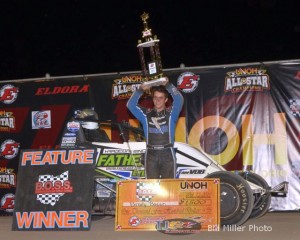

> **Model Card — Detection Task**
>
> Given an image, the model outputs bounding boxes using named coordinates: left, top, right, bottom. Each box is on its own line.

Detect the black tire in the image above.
left=206, top=171, right=253, bottom=226
left=238, top=172, right=271, bottom=219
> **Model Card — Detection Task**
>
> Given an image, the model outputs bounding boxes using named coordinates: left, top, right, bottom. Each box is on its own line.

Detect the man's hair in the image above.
left=150, top=85, right=169, bottom=98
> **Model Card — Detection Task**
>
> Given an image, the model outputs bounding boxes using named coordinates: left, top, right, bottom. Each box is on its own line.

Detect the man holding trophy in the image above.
left=127, top=13, right=184, bottom=179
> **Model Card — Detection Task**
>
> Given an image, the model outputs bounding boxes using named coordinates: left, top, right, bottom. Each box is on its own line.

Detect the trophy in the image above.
left=137, top=12, right=168, bottom=87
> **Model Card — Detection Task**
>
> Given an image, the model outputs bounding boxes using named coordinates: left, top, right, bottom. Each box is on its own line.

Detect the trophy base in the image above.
left=143, top=77, right=168, bottom=87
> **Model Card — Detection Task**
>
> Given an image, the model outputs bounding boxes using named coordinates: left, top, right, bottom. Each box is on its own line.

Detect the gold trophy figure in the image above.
left=137, top=12, right=168, bottom=87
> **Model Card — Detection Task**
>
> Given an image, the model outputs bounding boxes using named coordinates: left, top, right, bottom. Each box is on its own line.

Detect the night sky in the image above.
left=0, top=0, right=299, bottom=80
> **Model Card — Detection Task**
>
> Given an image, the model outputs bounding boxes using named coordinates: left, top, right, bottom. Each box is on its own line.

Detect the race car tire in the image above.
left=206, top=171, right=253, bottom=226
left=238, top=172, right=271, bottom=219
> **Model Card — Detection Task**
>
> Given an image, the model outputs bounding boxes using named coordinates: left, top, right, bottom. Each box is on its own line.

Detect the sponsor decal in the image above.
left=64, top=132, right=76, bottom=137
left=111, top=75, right=144, bottom=99
left=0, top=111, right=16, bottom=132
left=224, top=68, right=270, bottom=93
left=35, top=84, right=89, bottom=95
left=177, top=72, right=200, bottom=93
left=0, top=84, right=19, bottom=104
left=96, top=149, right=145, bottom=178
left=1, top=193, right=15, bottom=213
left=289, top=99, right=300, bottom=117
left=35, top=171, right=73, bottom=206
left=67, top=121, right=80, bottom=132
left=32, top=110, right=51, bottom=129
left=0, top=168, right=16, bottom=188
left=176, top=168, right=205, bottom=178
left=0, top=139, right=20, bottom=160
left=148, top=62, right=157, bottom=75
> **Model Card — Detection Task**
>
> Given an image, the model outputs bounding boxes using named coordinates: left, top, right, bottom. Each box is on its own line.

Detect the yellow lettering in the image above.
left=242, top=113, right=287, bottom=165
left=188, top=116, right=240, bottom=165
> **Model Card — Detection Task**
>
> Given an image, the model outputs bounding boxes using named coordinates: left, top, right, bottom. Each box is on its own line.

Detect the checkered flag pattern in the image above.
left=289, top=99, right=300, bottom=117
left=36, top=171, right=69, bottom=206
left=136, top=182, right=159, bottom=202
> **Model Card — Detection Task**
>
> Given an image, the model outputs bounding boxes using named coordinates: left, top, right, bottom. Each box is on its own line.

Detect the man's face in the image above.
left=153, top=91, right=168, bottom=112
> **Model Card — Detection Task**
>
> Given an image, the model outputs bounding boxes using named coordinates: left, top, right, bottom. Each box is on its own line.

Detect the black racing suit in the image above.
left=127, top=83, right=183, bottom=179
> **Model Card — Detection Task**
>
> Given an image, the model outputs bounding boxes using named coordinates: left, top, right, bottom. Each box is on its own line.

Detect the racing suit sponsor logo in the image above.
left=224, top=68, right=270, bottom=93
left=177, top=72, right=199, bottom=93
left=0, top=111, right=16, bottom=132
left=32, top=110, right=51, bottom=129
left=0, top=84, right=19, bottom=104
left=0, top=139, right=20, bottom=160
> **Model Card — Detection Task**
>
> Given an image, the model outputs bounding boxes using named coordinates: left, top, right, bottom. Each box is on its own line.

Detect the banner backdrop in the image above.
left=1, top=60, right=300, bottom=214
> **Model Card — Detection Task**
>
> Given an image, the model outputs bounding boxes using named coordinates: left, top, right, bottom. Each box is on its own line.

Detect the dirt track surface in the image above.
left=1, top=211, right=299, bottom=240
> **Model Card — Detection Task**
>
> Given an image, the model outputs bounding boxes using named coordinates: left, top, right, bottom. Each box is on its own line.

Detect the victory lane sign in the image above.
left=12, top=148, right=96, bottom=231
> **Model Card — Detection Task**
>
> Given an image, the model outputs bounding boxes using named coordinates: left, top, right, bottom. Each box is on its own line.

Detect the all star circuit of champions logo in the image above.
left=224, top=68, right=270, bottom=93
left=0, top=111, right=16, bottom=132
left=111, top=75, right=145, bottom=100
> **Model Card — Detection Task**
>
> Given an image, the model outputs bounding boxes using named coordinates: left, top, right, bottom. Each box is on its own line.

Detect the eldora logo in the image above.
left=35, top=84, right=89, bottom=95
left=0, top=139, right=20, bottom=160
left=177, top=72, right=199, bottom=93
left=1, top=193, right=15, bottom=213
left=0, top=84, right=19, bottom=104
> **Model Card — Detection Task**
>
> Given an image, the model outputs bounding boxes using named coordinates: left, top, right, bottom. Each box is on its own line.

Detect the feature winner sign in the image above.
left=12, top=149, right=96, bottom=231
left=115, top=179, right=220, bottom=233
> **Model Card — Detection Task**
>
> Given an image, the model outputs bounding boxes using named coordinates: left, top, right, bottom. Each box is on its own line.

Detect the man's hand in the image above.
left=162, top=77, right=169, bottom=86
left=140, top=82, right=151, bottom=91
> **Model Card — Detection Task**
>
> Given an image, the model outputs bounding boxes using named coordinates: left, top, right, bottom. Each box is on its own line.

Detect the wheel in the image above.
left=239, top=172, right=271, bottom=219
left=206, top=171, right=253, bottom=226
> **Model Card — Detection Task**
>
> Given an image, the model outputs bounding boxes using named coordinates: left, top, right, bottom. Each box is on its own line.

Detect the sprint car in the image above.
left=60, top=109, right=288, bottom=226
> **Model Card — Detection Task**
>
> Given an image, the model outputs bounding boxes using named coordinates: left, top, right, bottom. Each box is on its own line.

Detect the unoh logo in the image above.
left=0, top=84, right=19, bottom=104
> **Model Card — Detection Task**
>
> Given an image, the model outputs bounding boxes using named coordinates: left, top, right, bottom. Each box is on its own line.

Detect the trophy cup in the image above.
left=137, top=12, right=168, bottom=87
